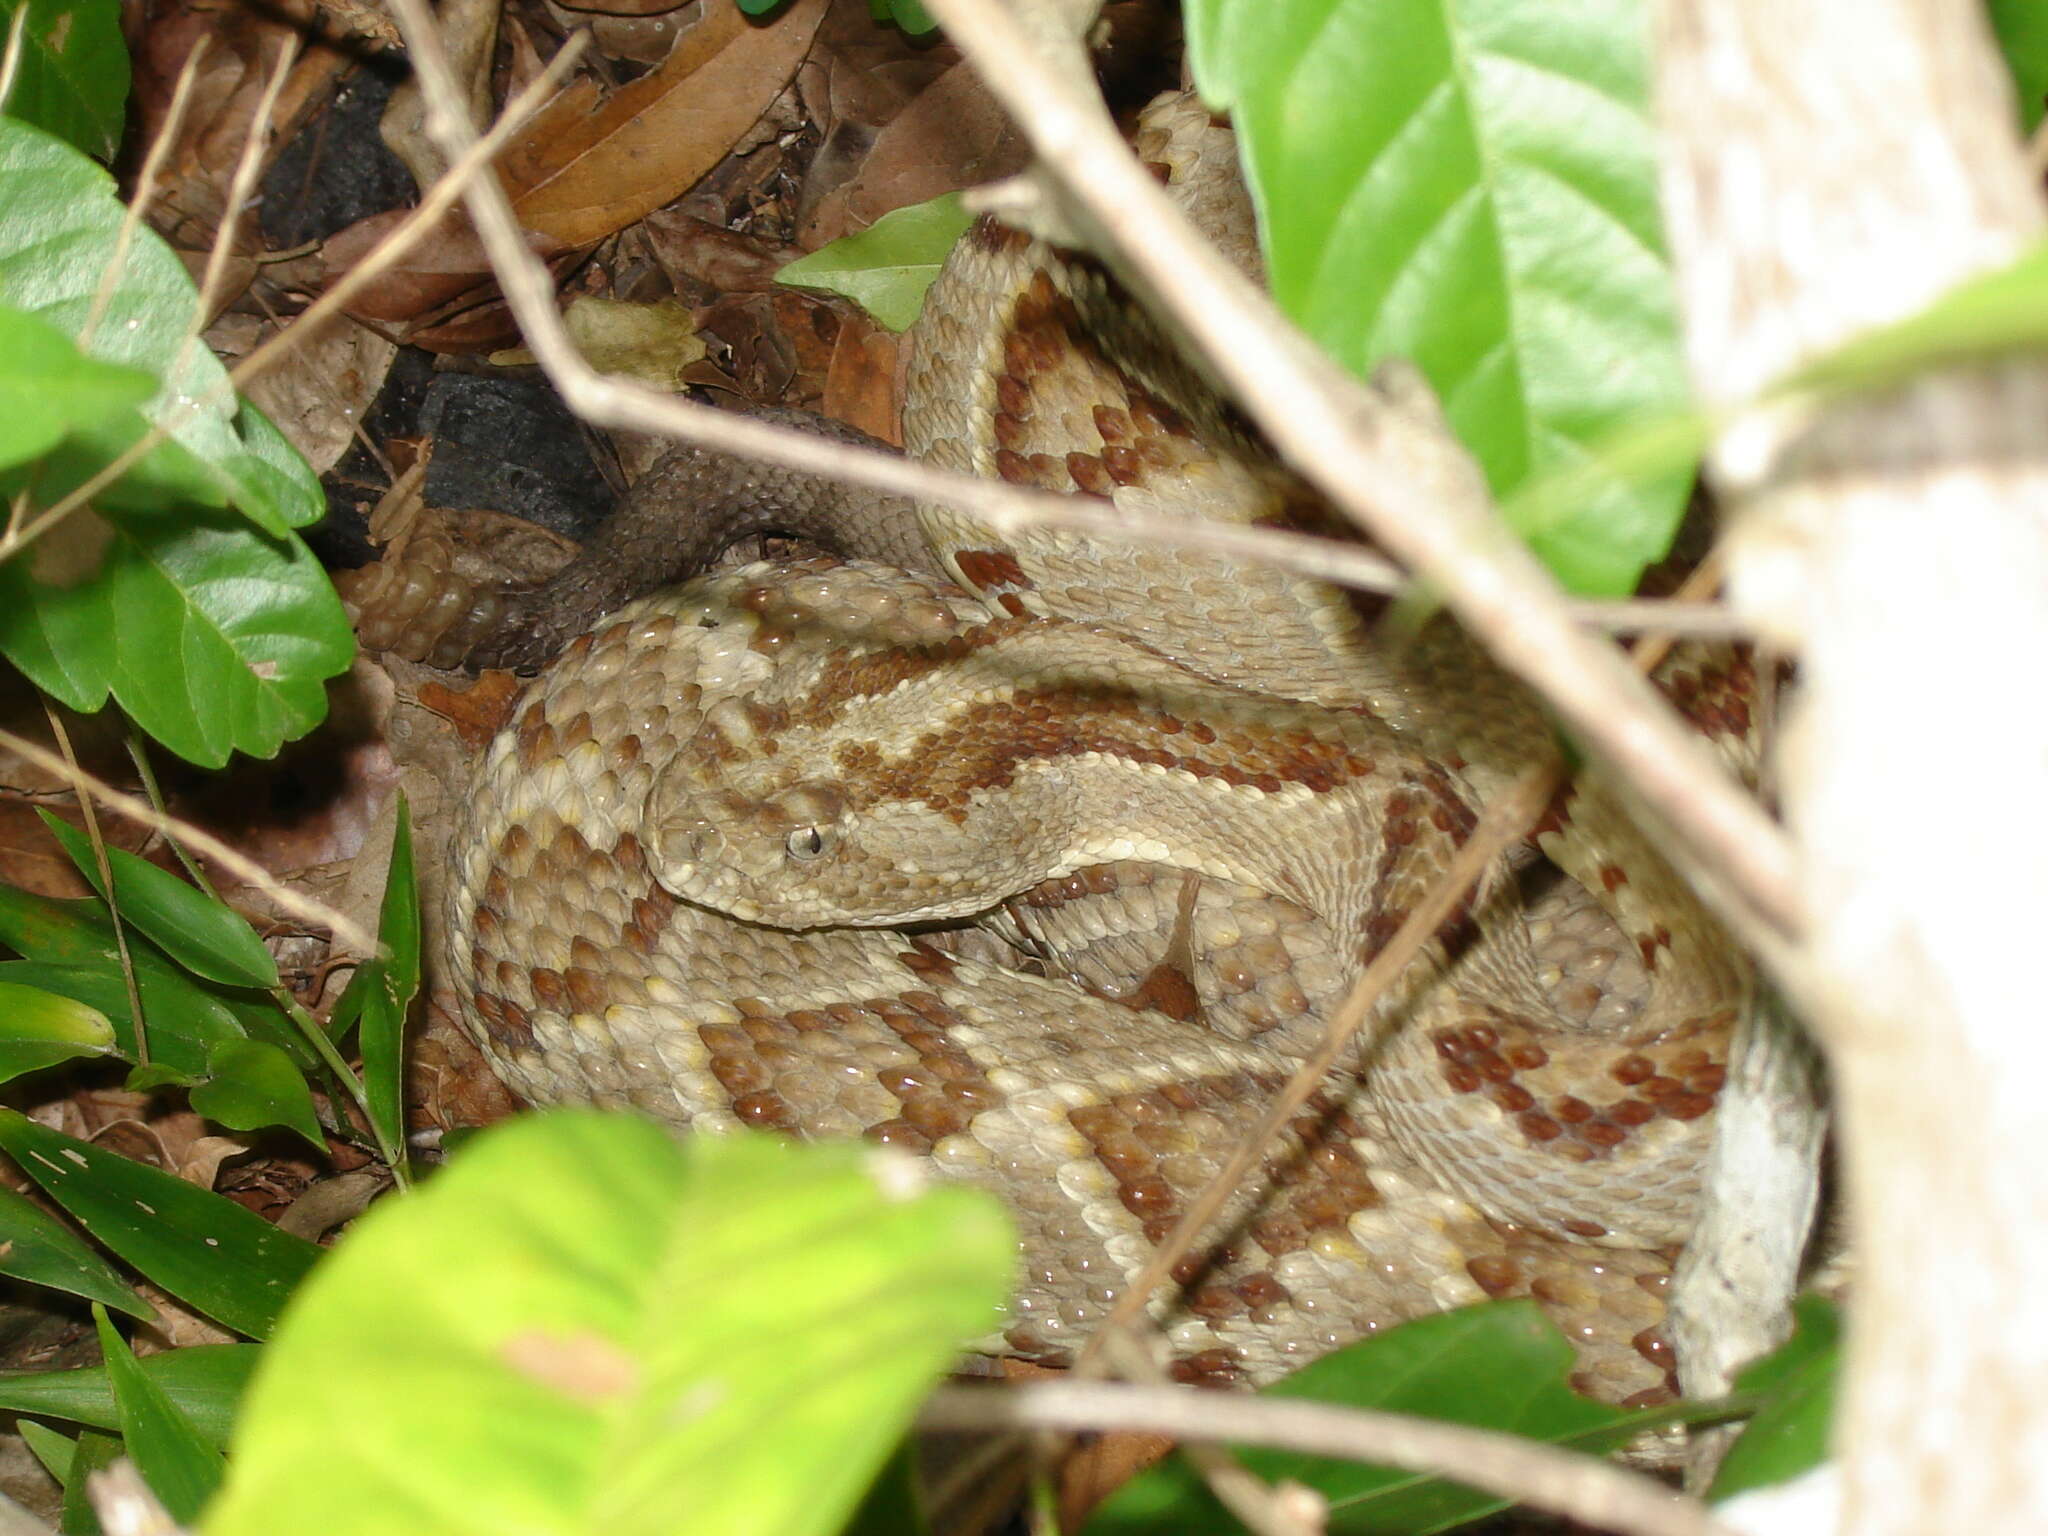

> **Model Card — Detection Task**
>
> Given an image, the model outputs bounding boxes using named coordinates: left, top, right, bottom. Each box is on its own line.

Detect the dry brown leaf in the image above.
left=502, top=0, right=830, bottom=250
left=641, top=207, right=787, bottom=294
left=820, top=310, right=901, bottom=444
left=212, top=312, right=396, bottom=476
left=418, top=671, right=525, bottom=752
left=798, top=58, right=1025, bottom=248
left=131, top=0, right=347, bottom=250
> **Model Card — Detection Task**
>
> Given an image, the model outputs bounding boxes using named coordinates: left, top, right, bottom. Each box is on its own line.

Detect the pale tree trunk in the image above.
left=1654, top=3, right=2048, bottom=1531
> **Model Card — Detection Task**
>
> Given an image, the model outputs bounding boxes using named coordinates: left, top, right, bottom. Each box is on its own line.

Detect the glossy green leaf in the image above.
left=56, top=1426, right=118, bottom=1536
left=1184, top=0, right=1690, bottom=594
left=0, top=0, right=130, bottom=161
left=1710, top=1297, right=1839, bottom=1502
left=0, top=1180, right=149, bottom=1317
left=0, top=880, right=313, bottom=1070
left=0, top=117, right=321, bottom=530
left=0, top=958, right=251, bottom=1080
left=0, top=503, right=355, bottom=767
left=37, top=814, right=278, bottom=988
left=778, top=193, right=972, bottom=331
left=1992, top=0, right=2048, bottom=132
left=351, top=800, right=418, bottom=1174
left=862, top=0, right=935, bottom=35
left=188, top=1039, right=324, bottom=1149
left=0, top=975, right=116, bottom=1079
left=17, top=1418, right=77, bottom=1489
left=94, top=1306, right=224, bottom=1524
left=0, top=1108, right=319, bottom=1339
left=1089, top=1302, right=1667, bottom=1535
left=0, top=303, right=154, bottom=467
left=0, top=1344, right=258, bottom=1448
left=205, top=1114, right=1014, bottom=1536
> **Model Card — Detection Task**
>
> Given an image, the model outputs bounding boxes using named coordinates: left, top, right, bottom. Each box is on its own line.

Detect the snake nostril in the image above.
left=659, top=816, right=722, bottom=872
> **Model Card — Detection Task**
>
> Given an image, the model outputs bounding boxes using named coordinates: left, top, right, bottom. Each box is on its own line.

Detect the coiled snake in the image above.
left=440, top=94, right=1754, bottom=1403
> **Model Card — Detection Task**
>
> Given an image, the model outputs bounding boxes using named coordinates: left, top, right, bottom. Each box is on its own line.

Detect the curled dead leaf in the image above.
left=501, top=0, right=830, bottom=250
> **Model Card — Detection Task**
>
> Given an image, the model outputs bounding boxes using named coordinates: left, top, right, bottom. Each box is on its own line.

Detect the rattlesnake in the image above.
left=438, top=93, right=1754, bottom=1402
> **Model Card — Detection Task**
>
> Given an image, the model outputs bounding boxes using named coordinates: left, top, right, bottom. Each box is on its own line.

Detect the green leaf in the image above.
left=56, top=1426, right=119, bottom=1536
left=0, top=958, right=250, bottom=1080
left=18, top=1418, right=77, bottom=1489
left=1992, top=0, right=2048, bottom=132
left=189, top=1039, right=324, bottom=1149
left=778, top=193, right=973, bottom=332
left=0, top=0, right=130, bottom=161
left=0, top=1344, right=259, bottom=1448
left=0, top=302, right=154, bottom=467
left=863, top=0, right=935, bottom=34
left=205, top=1114, right=1015, bottom=1536
left=0, top=886, right=315, bottom=1071
left=1088, top=1302, right=1666, bottom=1535
left=0, top=117, right=321, bottom=529
left=1184, top=0, right=1691, bottom=595
left=0, top=1108, right=320, bottom=1339
left=0, top=503, right=355, bottom=767
left=0, top=975, right=117, bottom=1079
left=94, top=1306, right=224, bottom=1524
left=37, top=814, right=279, bottom=988
left=1710, top=1297, right=1839, bottom=1502
left=0, top=1180, right=150, bottom=1317
left=352, top=800, right=418, bottom=1174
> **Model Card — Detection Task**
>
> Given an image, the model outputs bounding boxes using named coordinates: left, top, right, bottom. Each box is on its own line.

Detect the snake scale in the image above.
left=440, top=93, right=1756, bottom=1403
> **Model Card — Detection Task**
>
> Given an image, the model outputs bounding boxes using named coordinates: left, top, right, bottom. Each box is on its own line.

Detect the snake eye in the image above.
left=786, top=825, right=831, bottom=861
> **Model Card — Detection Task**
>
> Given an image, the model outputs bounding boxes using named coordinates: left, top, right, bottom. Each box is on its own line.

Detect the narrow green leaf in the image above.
left=37, top=814, right=278, bottom=988
left=0, top=958, right=249, bottom=1080
left=1992, top=0, right=2048, bottom=132
left=1089, top=1302, right=1670, bottom=1535
left=0, top=302, right=154, bottom=467
left=356, top=800, right=417, bottom=1170
left=1710, top=1297, right=1839, bottom=1502
left=93, top=1306, right=224, bottom=1524
left=0, top=1345, right=259, bottom=1448
left=0, top=1180, right=150, bottom=1317
left=1184, top=0, right=1691, bottom=594
left=17, top=1418, right=76, bottom=1489
left=0, top=117, right=321, bottom=529
left=57, top=1427, right=120, bottom=1536
left=206, top=1114, right=1014, bottom=1536
left=0, top=1108, right=319, bottom=1339
left=0, top=976, right=116, bottom=1080
left=0, top=0, right=130, bottom=161
left=867, top=0, right=935, bottom=31
left=0, top=886, right=315, bottom=1071
left=189, top=1040, right=324, bottom=1149
left=778, top=193, right=972, bottom=331
left=0, top=504, right=355, bottom=767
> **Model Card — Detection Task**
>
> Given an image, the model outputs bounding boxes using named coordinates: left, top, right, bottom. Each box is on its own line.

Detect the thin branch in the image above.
left=914, top=0, right=1800, bottom=942
left=923, top=1379, right=1740, bottom=1536
left=0, top=724, right=378, bottom=958
left=191, top=40, right=299, bottom=328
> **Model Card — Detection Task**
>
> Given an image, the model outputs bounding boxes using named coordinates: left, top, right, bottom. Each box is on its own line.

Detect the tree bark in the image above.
left=1654, top=4, right=2048, bottom=1531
